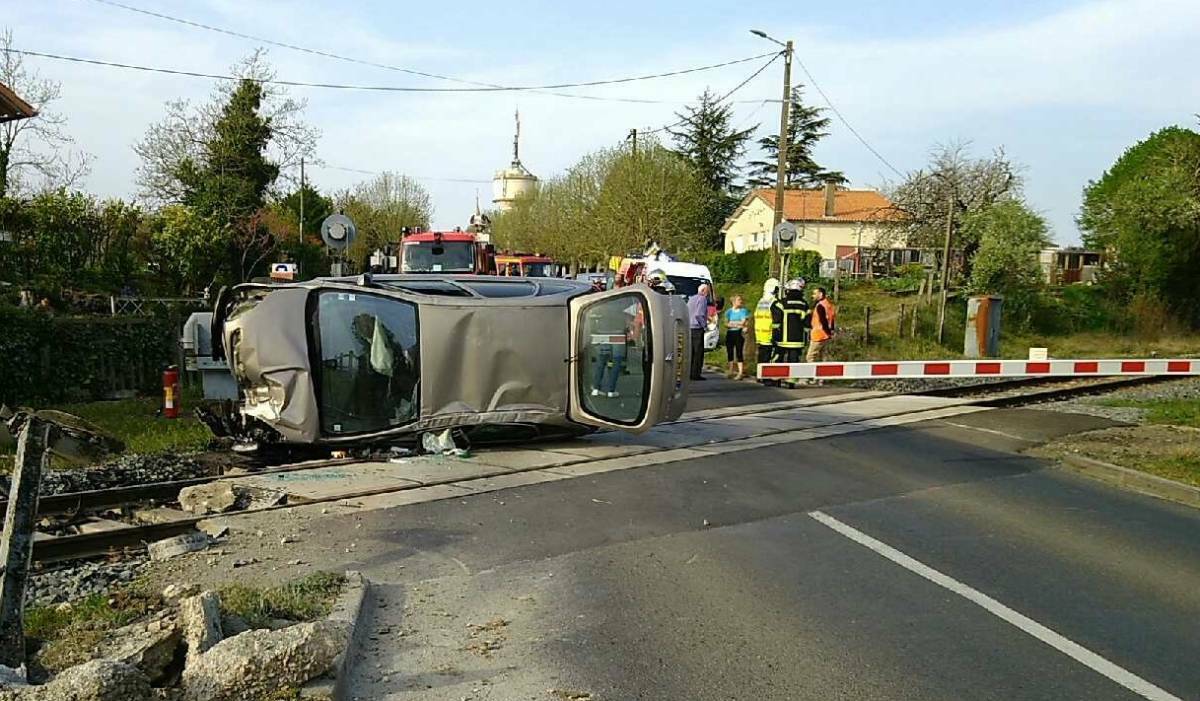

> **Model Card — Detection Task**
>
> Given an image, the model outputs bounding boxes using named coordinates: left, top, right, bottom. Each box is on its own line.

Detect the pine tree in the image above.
left=746, top=86, right=845, bottom=190
left=668, top=89, right=755, bottom=248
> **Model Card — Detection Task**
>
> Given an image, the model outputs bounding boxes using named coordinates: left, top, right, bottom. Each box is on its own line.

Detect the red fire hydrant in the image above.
left=162, top=366, right=181, bottom=419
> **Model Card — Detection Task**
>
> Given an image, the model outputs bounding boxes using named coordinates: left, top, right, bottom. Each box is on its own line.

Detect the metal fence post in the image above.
left=864, top=306, right=872, bottom=344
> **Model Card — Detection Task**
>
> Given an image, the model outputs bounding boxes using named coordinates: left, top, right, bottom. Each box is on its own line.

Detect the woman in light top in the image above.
left=724, top=294, right=749, bottom=380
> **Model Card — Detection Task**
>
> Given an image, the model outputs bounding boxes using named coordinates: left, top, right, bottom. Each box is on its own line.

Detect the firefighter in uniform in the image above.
left=775, top=278, right=810, bottom=363
left=753, top=278, right=780, bottom=384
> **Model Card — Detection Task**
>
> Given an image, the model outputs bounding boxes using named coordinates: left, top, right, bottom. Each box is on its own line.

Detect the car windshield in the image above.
left=666, top=275, right=712, bottom=300
left=313, top=291, right=420, bottom=435
left=401, top=241, right=475, bottom=272
left=524, top=262, right=552, bottom=277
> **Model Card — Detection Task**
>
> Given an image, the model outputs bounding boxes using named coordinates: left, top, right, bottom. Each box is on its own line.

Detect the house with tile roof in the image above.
left=722, top=184, right=905, bottom=271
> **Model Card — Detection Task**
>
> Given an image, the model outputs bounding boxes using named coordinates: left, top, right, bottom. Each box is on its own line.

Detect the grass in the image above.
left=705, top=279, right=1200, bottom=370
left=26, top=586, right=160, bottom=673
left=25, top=571, right=346, bottom=675
left=1, top=394, right=212, bottom=461
left=1097, top=398, right=1200, bottom=428
left=219, top=571, right=346, bottom=629
left=1137, top=452, right=1200, bottom=487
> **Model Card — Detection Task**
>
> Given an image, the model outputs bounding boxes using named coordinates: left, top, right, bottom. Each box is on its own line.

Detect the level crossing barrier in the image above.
left=756, top=358, right=1199, bottom=380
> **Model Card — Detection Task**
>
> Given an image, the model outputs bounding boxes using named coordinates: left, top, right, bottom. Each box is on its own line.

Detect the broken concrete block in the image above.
left=92, top=614, right=181, bottom=685
left=180, top=591, right=223, bottom=666
left=196, top=519, right=231, bottom=539
left=12, top=659, right=153, bottom=701
left=180, top=620, right=350, bottom=701
left=178, top=482, right=238, bottom=515
left=147, top=532, right=209, bottom=561
left=134, top=507, right=191, bottom=525
left=161, top=583, right=200, bottom=603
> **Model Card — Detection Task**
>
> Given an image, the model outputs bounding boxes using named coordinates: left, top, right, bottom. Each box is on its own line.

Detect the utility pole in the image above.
left=769, top=41, right=793, bottom=280
left=936, top=190, right=954, bottom=344
left=298, top=157, right=306, bottom=243
left=629, top=128, right=638, bottom=156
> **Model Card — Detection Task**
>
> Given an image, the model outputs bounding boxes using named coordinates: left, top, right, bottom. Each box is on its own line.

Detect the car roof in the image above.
left=318, top=274, right=588, bottom=299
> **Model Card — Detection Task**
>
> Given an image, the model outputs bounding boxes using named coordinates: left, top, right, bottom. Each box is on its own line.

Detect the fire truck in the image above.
left=495, top=252, right=557, bottom=278
left=399, top=228, right=497, bottom=275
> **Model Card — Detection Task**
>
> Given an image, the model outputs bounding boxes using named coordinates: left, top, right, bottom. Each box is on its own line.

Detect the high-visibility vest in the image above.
left=778, top=299, right=809, bottom=349
left=753, top=299, right=775, bottom=345
left=811, top=299, right=837, bottom=342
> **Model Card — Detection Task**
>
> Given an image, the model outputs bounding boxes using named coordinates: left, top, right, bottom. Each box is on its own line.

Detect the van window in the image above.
left=313, top=292, right=419, bottom=435
left=666, top=276, right=712, bottom=300
left=578, top=293, right=650, bottom=425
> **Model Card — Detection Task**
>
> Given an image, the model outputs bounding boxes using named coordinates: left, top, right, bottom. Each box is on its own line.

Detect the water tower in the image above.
left=492, top=110, right=538, bottom=211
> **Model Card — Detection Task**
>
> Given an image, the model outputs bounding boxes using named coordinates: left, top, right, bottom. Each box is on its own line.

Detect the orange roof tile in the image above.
left=0, top=82, right=37, bottom=123
left=752, top=188, right=900, bottom=223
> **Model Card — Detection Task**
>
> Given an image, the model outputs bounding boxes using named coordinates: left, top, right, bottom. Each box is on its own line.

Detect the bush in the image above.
left=877, top=263, right=927, bottom=293
left=697, top=252, right=747, bottom=283
left=0, top=306, right=177, bottom=405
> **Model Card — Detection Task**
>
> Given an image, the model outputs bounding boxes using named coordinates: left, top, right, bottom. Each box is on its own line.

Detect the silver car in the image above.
left=209, top=275, right=690, bottom=448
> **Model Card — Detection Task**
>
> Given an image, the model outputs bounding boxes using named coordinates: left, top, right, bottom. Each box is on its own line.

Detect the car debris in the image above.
left=204, top=275, right=690, bottom=450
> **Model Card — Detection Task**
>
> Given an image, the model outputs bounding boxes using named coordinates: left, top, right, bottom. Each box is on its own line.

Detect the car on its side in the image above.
left=208, top=275, right=690, bottom=449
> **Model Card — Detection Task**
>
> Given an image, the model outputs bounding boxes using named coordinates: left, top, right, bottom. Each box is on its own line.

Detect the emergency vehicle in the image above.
left=495, top=252, right=557, bottom=278
left=400, top=229, right=497, bottom=275
left=610, top=250, right=720, bottom=351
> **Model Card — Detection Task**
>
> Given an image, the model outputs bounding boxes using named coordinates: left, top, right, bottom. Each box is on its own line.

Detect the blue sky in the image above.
left=6, top=0, right=1200, bottom=243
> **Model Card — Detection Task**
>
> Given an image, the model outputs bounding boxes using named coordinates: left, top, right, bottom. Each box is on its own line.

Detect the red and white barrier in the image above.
left=757, top=358, right=1199, bottom=380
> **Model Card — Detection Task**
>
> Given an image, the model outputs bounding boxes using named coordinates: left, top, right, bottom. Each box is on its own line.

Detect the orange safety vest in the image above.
left=811, top=298, right=836, bottom=342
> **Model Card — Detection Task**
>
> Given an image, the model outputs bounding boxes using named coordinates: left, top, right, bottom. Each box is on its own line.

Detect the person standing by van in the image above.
left=687, top=283, right=712, bottom=381
left=724, top=295, right=749, bottom=379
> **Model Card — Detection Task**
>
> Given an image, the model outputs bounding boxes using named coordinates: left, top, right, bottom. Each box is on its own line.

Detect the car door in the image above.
left=567, top=285, right=689, bottom=433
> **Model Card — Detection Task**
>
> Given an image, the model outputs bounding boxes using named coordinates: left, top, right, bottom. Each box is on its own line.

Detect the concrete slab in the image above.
left=548, top=448, right=712, bottom=477
left=234, top=463, right=424, bottom=501
left=690, top=431, right=820, bottom=454
left=468, top=448, right=584, bottom=470
left=449, top=470, right=574, bottom=494
left=704, top=415, right=826, bottom=433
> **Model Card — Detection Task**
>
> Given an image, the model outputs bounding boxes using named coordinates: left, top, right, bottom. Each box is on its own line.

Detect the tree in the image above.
left=745, top=86, right=845, bottom=189
left=0, top=30, right=91, bottom=197
left=883, top=142, right=1023, bottom=275
left=337, top=172, right=433, bottom=267
left=135, top=51, right=317, bottom=206
left=965, top=201, right=1050, bottom=326
left=1079, top=126, right=1200, bottom=326
left=276, top=183, right=333, bottom=238
left=668, top=89, right=755, bottom=248
left=143, top=205, right=226, bottom=295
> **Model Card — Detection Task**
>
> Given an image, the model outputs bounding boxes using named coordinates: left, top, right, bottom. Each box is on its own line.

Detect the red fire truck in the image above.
left=399, top=229, right=497, bottom=275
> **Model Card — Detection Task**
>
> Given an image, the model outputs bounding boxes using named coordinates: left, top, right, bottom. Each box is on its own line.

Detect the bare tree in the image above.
left=0, top=29, right=92, bottom=197
left=881, top=141, right=1023, bottom=259
left=135, top=49, right=319, bottom=205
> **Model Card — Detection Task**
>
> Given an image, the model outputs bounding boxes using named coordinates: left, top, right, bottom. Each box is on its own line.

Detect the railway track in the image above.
left=25, top=374, right=1183, bottom=564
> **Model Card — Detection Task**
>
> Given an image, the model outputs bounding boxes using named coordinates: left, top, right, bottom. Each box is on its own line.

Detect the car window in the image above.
left=401, top=241, right=475, bottom=272
left=458, top=281, right=537, bottom=298
left=666, top=275, right=712, bottom=300
left=579, top=293, right=650, bottom=425
left=524, top=262, right=552, bottom=277
left=314, top=292, right=419, bottom=435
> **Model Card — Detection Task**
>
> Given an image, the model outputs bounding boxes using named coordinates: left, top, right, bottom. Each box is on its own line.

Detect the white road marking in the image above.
left=808, top=510, right=1182, bottom=701
left=939, top=420, right=1037, bottom=443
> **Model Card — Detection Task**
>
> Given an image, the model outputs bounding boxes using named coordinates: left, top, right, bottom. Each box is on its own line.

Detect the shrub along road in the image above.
left=320, top=382, right=1200, bottom=700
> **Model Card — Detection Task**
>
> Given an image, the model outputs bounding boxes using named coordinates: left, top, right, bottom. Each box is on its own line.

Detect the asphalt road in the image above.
left=335, top=386, right=1200, bottom=701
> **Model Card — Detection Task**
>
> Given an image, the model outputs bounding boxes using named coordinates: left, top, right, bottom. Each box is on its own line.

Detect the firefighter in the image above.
left=753, top=277, right=780, bottom=366
left=776, top=278, right=810, bottom=363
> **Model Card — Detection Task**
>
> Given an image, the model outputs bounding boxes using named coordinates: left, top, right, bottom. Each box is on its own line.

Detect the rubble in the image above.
left=177, top=483, right=286, bottom=516
left=180, top=620, right=349, bottom=701
left=0, top=453, right=211, bottom=499
left=0, top=660, right=153, bottom=701
left=179, top=592, right=222, bottom=666
left=91, top=613, right=180, bottom=685
left=147, top=532, right=210, bottom=561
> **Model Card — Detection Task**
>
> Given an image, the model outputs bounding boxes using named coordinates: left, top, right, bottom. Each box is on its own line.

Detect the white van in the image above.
left=641, top=259, right=720, bottom=351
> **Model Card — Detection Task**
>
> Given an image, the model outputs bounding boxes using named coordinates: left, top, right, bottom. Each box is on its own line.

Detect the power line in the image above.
left=5, top=47, right=779, bottom=104
left=74, top=0, right=782, bottom=102
left=791, top=55, right=904, bottom=178
left=644, top=52, right=781, bottom=135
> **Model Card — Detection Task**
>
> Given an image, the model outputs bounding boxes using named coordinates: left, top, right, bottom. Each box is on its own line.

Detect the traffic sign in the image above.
left=774, top=221, right=797, bottom=246
left=321, top=214, right=357, bottom=250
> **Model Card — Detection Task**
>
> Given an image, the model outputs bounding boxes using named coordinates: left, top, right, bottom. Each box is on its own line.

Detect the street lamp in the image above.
left=750, top=29, right=793, bottom=279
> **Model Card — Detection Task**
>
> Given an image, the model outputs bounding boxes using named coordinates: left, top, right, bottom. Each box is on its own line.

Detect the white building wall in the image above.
left=722, top=197, right=890, bottom=258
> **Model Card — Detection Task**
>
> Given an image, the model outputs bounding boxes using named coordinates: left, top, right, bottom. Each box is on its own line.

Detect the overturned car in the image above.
left=206, top=275, right=690, bottom=449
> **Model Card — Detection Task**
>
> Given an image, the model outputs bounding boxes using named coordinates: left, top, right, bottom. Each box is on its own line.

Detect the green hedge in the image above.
left=0, top=307, right=178, bottom=405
